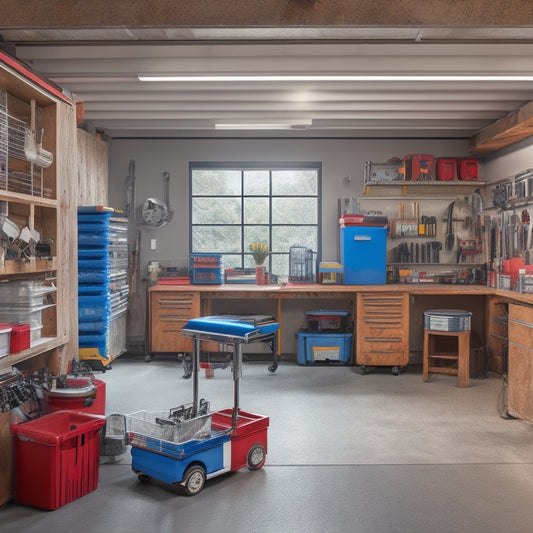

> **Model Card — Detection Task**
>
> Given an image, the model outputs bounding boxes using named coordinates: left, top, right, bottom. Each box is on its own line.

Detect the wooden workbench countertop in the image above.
left=148, top=283, right=533, bottom=300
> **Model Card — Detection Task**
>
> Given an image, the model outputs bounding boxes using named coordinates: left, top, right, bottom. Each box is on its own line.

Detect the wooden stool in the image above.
left=423, top=329, right=470, bottom=387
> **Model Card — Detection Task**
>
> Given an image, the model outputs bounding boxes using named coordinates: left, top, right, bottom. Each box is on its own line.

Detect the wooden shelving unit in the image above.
left=0, top=53, right=78, bottom=506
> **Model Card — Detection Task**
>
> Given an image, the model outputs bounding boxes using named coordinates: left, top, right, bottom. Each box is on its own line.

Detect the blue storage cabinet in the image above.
left=340, top=226, right=387, bottom=284
left=297, top=332, right=352, bottom=365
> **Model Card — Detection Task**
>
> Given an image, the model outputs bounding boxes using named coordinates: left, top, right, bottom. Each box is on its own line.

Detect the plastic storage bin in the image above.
left=9, top=323, right=30, bottom=353
left=0, top=323, right=12, bottom=357
left=297, top=332, right=352, bottom=365
left=11, top=411, right=106, bottom=510
left=306, top=310, right=350, bottom=332
left=340, top=226, right=387, bottom=285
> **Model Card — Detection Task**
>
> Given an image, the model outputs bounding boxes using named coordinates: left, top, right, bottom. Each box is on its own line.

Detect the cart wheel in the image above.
left=182, top=465, right=206, bottom=496
left=360, top=365, right=368, bottom=375
left=247, top=443, right=266, bottom=470
left=145, top=353, right=152, bottom=363
left=137, top=473, right=152, bottom=483
left=392, top=366, right=405, bottom=376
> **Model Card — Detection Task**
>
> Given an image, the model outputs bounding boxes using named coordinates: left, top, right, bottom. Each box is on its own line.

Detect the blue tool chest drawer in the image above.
left=297, top=332, right=352, bottom=365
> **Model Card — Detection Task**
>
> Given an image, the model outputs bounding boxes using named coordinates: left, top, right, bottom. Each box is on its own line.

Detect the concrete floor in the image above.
left=3, top=355, right=533, bottom=532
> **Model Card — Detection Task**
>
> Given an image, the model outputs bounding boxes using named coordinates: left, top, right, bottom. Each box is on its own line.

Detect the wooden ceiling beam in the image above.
left=469, top=99, right=533, bottom=154
left=1, top=0, right=533, bottom=28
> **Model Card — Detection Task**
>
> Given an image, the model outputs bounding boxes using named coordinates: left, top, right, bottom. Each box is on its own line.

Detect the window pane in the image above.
left=272, top=226, right=317, bottom=252
left=221, top=254, right=242, bottom=269
left=272, top=170, right=317, bottom=195
left=244, top=170, right=269, bottom=195
left=271, top=254, right=289, bottom=282
left=192, top=226, right=242, bottom=253
left=272, top=198, right=317, bottom=224
left=192, top=169, right=241, bottom=196
left=244, top=197, right=269, bottom=224
left=192, top=197, right=242, bottom=224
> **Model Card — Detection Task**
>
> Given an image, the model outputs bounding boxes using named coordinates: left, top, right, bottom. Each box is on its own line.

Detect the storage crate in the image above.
left=0, top=323, right=12, bottom=357
left=297, top=331, right=352, bottom=365
left=0, top=306, right=47, bottom=327
left=11, top=411, right=106, bottom=510
left=190, top=254, right=222, bottom=284
left=9, top=323, right=29, bottom=353
left=306, top=310, right=350, bottom=332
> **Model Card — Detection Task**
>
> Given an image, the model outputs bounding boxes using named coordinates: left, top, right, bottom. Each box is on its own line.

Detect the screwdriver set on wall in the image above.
left=394, top=241, right=443, bottom=264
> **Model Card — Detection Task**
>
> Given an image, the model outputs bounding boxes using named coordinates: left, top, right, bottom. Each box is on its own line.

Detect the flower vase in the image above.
left=255, top=265, right=266, bottom=285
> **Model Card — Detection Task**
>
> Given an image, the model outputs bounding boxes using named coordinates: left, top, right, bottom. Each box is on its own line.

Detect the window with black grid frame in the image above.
left=190, top=162, right=321, bottom=283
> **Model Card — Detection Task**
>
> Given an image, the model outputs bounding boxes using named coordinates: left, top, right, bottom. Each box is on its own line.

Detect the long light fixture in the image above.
left=215, top=120, right=312, bottom=130
left=139, top=74, right=533, bottom=82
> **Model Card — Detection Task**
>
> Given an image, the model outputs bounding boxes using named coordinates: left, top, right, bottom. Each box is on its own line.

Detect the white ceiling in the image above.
left=4, top=26, right=533, bottom=142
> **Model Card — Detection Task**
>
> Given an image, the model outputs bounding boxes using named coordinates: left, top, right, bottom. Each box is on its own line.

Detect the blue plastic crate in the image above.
left=78, top=320, right=109, bottom=333
left=191, top=268, right=222, bottom=284
left=78, top=249, right=108, bottom=260
left=297, top=331, right=352, bottom=365
left=79, top=296, right=110, bottom=321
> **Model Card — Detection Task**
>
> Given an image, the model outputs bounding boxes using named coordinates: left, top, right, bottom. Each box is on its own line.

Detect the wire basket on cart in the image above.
left=126, top=400, right=213, bottom=456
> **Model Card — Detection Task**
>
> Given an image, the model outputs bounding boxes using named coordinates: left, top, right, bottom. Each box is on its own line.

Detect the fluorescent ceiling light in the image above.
left=215, top=120, right=312, bottom=130
left=139, top=74, right=533, bottom=82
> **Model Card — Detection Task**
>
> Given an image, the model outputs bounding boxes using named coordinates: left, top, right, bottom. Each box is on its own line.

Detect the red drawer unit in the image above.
left=435, top=158, right=457, bottom=181
left=458, top=159, right=479, bottom=180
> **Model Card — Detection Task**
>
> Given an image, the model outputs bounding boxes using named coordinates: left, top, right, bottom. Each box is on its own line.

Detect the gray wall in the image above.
left=108, top=137, right=470, bottom=273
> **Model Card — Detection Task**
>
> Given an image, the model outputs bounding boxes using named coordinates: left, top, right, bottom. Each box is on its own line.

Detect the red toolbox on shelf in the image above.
left=458, top=159, right=479, bottom=180
left=435, top=158, right=457, bottom=181
left=11, top=411, right=106, bottom=510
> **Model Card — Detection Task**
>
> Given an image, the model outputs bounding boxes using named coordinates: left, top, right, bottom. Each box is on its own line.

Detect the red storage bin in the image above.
left=9, top=323, right=30, bottom=353
left=46, top=378, right=106, bottom=415
left=11, top=411, right=106, bottom=510
left=458, top=159, right=479, bottom=180
left=435, top=158, right=457, bottom=181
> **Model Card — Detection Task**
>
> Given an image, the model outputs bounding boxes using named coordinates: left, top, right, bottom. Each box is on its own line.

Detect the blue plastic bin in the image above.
left=297, top=331, right=352, bottom=365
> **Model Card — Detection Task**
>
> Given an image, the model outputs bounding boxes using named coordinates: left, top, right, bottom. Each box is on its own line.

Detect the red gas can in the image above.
left=458, top=159, right=479, bottom=181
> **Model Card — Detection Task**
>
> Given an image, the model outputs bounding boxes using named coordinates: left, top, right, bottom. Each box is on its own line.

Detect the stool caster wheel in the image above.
left=360, top=365, right=368, bottom=375
left=145, top=353, right=152, bottom=363
left=392, top=366, right=404, bottom=376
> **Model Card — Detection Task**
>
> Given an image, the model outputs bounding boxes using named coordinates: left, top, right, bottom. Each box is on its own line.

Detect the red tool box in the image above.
left=458, top=159, right=479, bottom=180
left=403, top=154, right=435, bottom=181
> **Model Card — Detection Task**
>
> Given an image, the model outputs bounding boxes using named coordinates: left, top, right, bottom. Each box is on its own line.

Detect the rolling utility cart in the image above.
left=182, top=314, right=279, bottom=378
left=127, top=315, right=279, bottom=496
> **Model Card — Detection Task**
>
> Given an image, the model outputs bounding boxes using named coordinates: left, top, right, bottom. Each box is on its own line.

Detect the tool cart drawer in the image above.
left=149, top=292, right=200, bottom=353
left=356, top=293, right=409, bottom=367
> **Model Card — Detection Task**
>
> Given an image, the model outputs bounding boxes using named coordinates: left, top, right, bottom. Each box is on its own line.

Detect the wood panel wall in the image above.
left=77, top=129, right=108, bottom=206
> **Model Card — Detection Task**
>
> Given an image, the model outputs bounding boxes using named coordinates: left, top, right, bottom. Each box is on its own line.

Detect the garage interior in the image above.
left=1, top=2, right=533, bottom=531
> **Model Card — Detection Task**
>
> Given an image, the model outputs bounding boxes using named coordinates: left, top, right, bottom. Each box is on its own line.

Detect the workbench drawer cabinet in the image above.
left=356, top=293, right=409, bottom=369
left=149, top=292, right=200, bottom=354
left=507, top=303, right=533, bottom=421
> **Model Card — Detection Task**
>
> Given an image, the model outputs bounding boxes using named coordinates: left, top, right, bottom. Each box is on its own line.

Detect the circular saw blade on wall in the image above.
left=140, top=171, right=173, bottom=228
